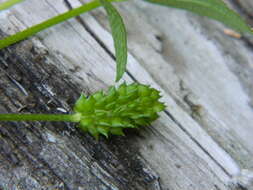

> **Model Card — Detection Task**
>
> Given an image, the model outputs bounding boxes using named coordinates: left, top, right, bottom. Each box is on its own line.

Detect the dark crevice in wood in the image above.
left=163, top=110, right=232, bottom=178
left=63, top=0, right=116, bottom=62
left=63, top=0, right=138, bottom=83
left=228, top=0, right=253, bottom=49
left=229, top=0, right=253, bottom=22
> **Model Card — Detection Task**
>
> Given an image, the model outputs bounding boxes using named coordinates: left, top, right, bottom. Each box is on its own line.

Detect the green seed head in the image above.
left=74, top=83, right=165, bottom=139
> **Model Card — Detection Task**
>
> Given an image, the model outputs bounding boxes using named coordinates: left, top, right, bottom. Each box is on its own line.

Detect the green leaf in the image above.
left=144, top=0, right=253, bottom=34
left=99, top=0, right=127, bottom=82
left=0, top=0, right=23, bottom=11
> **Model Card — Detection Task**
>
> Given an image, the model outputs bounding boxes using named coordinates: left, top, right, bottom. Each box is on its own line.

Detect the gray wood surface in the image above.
left=0, top=0, right=252, bottom=189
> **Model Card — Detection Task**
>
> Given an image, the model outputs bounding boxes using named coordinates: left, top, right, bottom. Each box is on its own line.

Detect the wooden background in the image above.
left=0, top=0, right=253, bottom=189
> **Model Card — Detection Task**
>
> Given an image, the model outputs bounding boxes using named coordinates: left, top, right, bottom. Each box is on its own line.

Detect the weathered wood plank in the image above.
left=60, top=0, right=253, bottom=188
left=0, top=42, right=162, bottom=190
left=82, top=0, right=253, bottom=174
left=0, top=0, right=252, bottom=189
left=87, top=0, right=253, bottom=156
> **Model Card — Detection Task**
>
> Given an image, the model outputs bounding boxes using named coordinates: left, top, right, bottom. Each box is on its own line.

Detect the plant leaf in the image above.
left=0, top=0, right=23, bottom=11
left=144, top=0, right=253, bottom=34
left=99, top=0, right=127, bottom=82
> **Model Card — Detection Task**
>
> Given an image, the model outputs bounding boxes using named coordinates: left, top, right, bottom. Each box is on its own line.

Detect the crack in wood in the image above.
left=163, top=110, right=232, bottom=178
left=63, top=0, right=138, bottom=83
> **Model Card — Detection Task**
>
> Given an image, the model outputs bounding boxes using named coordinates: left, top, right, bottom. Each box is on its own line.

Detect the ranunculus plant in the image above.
left=0, top=0, right=251, bottom=139
left=0, top=83, right=165, bottom=139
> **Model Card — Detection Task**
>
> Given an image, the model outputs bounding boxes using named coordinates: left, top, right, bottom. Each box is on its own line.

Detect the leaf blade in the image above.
left=99, top=0, right=128, bottom=82
left=144, top=0, right=252, bottom=34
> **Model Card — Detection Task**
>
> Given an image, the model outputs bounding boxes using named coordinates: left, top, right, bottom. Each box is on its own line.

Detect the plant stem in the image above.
left=0, top=0, right=23, bottom=11
left=0, top=113, right=81, bottom=122
left=0, top=0, right=126, bottom=49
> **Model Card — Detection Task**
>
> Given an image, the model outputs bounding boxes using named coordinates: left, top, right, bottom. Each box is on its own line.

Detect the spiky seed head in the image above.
left=74, top=83, right=165, bottom=139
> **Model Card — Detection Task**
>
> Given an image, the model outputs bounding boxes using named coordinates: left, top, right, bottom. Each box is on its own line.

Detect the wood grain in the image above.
left=0, top=0, right=252, bottom=189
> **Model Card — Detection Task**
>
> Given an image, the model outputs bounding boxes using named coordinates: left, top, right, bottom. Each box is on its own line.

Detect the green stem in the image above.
left=0, top=0, right=125, bottom=49
left=0, top=0, right=23, bottom=11
left=0, top=113, right=81, bottom=122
